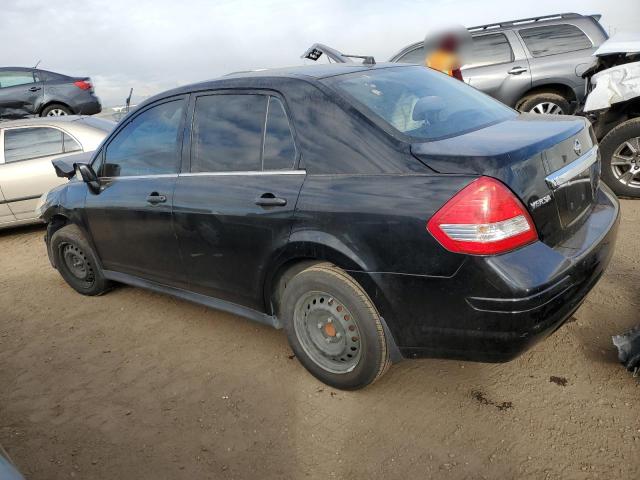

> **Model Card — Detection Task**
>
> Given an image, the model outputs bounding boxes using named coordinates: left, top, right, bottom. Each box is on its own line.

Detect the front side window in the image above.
left=328, top=66, right=515, bottom=141
left=464, top=33, right=513, bottom=68
left=263, top=97, right=296, bottom=170
left=191, top=94, right=267, bottom=172
left=101, top=99, right=184, bottom=177
left=0, top=71, right=34, bottom=89
left=519, top=24, right=592, bottom=57
left=4, top=127, right=64, bottom=163
left=396, top=46, right=426, bottom=65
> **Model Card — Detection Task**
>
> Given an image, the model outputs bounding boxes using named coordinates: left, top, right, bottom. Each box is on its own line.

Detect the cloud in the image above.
left=0, top=0, right=637, bottom=107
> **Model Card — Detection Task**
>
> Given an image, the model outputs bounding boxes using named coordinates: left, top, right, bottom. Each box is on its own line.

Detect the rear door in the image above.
left=0, top=70, right=42, bottom=118
left=173, top=92, right=305, bottom=311
left=85, top=97, right=188, bottom=286
left=0, top=126, right=79, bottom=220
left=462, top=31, right=532, bottom=107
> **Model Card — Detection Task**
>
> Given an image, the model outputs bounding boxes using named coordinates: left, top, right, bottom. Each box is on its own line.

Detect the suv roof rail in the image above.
left=467, top=12, right=583, bottom=32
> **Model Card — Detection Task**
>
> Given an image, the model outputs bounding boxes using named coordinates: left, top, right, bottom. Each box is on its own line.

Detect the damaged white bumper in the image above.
left=584, top=60, right=640, bottom=112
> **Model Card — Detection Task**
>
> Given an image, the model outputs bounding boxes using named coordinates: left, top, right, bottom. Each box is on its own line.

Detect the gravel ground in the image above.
left=1, top=200, right=639, bottom=480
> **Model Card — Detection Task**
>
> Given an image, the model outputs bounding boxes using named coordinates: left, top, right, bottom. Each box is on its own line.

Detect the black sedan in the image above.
left=0, top=67, right=101, bottom=119
left=37, top=63, right=619, bottom=389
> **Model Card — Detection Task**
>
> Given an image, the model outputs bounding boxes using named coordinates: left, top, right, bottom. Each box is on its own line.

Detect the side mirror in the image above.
left=76, top=163, right=101, bottom=193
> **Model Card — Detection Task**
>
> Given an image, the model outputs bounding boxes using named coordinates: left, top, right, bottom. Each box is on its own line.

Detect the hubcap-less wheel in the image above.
left=611, top=136, right=640, bottom=189
left=47, top=108, right=67, bottom=116
left=61, top=243, right=95, bottom=288
left=293, top=291, right=362, bottom=374
left=529, top=102, right=564, bottom=115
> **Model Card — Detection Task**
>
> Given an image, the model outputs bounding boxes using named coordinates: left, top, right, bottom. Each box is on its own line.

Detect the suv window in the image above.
left=465, top=33, right=513, bottom=68
left=519, top=24, right=592, bottom=57
left=0, top=71, right=34, bottom=89
left=101, top=99, right=184, bottom=177
left=396, top=46, right=425, bottom=64
left=191, top=94, right=267, bottom=173
left=263, top=97, right=296, bottom=170
left=4, top=127, right=65, bottom=163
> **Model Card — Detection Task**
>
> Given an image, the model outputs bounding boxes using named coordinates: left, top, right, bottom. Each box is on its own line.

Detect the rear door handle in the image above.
left=28, top=86, right=41, bottom=92
left=508, top=66, right=528, bottom=75
left=255, top=193, right=287, bottom=207
left=146, top=192, right=167, bottom=205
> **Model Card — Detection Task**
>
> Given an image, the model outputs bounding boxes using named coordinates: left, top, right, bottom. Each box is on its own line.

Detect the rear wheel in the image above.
left=599, top=118, right=640, bottom=198
left=517, top=93, right=570, bottom=115
left=41, top=104, right=72, bottom=117
left=50, top=224, right=112, bottom=295
left=279, top=263, right=390, bottom=390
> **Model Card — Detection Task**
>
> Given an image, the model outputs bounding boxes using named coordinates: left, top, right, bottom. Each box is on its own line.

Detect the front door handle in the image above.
left=28, top=86, right=41, bottom=92
left=508, top=66, right=528, bottom=75
left=146, top=192, right=167, bottom=205
left=255, top=193, right=287, bottom=207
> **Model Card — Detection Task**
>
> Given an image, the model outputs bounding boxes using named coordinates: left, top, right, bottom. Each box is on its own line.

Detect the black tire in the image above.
left=279, top=263, right=390, bottom=390
left=517, top=92, right=570, bottom=115
left=40, top=103, right=72, bottom=117
left=599, top=118, right=640, bottom=198
left=50, top=224, right=112, bottom=296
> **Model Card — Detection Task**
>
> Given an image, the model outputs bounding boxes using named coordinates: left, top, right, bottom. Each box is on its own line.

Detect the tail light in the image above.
left=73, top=80, right=92, bottom=90
left=427, top=176, right=537, bottom=255
left=452, top=68, right=463, bottom=81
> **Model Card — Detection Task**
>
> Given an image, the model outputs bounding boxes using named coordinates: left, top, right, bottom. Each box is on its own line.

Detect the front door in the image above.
left=0, top=70, right=43, bottom=118
left=462, top=31, right=532, bottom=108
left=84, top=97, right=188, bottom=287
left=173, top=92, right=305, bottom=311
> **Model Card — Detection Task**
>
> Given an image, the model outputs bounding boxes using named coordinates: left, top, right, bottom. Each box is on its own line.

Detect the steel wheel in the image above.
left=60, top=243, right=95, bottom=288
left=293, top=291, right=362, bottom=374
left=47, top=108, right=68, bottom=116
left=530, top=102, right=564, bottom=115
left=610, top=136, right=640, bottom=189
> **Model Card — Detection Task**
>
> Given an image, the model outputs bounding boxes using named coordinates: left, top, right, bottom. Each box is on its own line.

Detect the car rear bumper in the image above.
left=352, top=185, right=620, bottom=362
left=73, top=95, right=101, bottom=115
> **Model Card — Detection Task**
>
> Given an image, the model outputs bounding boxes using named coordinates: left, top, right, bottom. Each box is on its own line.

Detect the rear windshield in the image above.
left=327, top=66, right=515, bottom=141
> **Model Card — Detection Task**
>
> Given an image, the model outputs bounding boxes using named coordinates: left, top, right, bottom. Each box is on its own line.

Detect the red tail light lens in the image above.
left=73, top=80, right=92, bottom=90
left=427, top=176, right=538, bottom=255
left=452, top=68, right=463, bottom=81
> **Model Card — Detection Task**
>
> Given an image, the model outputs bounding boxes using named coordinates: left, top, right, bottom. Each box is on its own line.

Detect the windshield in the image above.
left=327, top=65, right=516, bottom=141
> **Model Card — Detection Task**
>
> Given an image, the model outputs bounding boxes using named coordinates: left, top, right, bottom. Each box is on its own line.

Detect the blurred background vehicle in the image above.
left=0, top=116, right=114, bottom=229
left=0, top=444, right=25, bottom=480
left=391, top=13, right=608, bottom=114
left=0, top=67, right=102, bottom=119
left=580, top=32, right=640, bottom=197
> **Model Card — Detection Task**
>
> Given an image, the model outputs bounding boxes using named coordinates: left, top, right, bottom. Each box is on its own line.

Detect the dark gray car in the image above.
left=0, top=67, right=101, bottom=119
left=391, top=13, right=609, bottom=114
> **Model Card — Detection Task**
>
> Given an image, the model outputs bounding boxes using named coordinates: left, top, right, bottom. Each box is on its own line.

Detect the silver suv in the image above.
left=390, top=13, right=608, bottom=114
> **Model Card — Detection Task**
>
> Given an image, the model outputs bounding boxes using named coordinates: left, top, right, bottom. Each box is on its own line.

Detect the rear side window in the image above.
left=101, top=99, right=184, bottom=177
left=465, top=34, right=513, bottom=68
left=263, top=97, right=296, bottom=170
left=191, top=94, right=267, bottom=172
left=519, top=24, right=592, bottom=57
left=0, top=71, right=34, bottom=89
left=63, top=133, right=81, bottom=153
left=329, top=66, right=515, bottom=141
left=4, top=127, right=64, bottom=162
left=396, top=46, right=425, bottom=64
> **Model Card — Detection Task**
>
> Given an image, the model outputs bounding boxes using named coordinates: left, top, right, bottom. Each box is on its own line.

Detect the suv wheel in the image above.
left=517, top=93, right=570, bottom=115
left=279, top=263, right=391, bottom=390
left=51, top=224, right=112, bottom=295
left=599, top=118, right=640, bottom=198
left=41, top=104, right=72, bottom=117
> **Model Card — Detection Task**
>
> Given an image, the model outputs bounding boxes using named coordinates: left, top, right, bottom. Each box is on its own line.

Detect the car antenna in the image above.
left=34, top=59, right=41, bottom=69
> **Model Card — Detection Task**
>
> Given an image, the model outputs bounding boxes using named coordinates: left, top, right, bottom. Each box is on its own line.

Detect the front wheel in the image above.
left=279, top=263, right=390, bottom=390
left=599, top=118, right=640, bottom=198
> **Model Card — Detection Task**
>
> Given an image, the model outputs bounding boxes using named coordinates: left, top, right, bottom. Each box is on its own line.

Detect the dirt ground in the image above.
left=0, top=201, right=639, bottom=480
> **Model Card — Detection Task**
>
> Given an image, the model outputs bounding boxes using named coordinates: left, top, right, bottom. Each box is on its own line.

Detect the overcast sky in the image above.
left=1, top=0, right=638, bottom=107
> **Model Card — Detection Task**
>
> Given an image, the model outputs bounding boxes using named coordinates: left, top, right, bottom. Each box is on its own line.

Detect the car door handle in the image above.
left=507, top=66, right=528, bottom=75
left=28, top=86, right=41, bottom=92
left=146, top=192, right=167, bottom=205
left=255, top=193, right=287, bottom=207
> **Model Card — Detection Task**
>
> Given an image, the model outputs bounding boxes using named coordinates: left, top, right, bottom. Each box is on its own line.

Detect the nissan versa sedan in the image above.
left=37, top=64, right=619, bottom=389
left=0, top=116, right=114, bottom=229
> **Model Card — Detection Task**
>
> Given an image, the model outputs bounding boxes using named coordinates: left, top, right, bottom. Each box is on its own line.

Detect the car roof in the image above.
left=0, top=67, right=34, bottom=72
left=0, top=115, right=113, bottom=129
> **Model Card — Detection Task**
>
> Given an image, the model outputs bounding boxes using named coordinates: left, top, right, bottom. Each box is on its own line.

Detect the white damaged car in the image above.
left=581, top=32, right=640, bottom=197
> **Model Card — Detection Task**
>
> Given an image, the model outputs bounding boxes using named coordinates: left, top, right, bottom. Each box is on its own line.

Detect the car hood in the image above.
left=594, top=31, right=640, bottom=57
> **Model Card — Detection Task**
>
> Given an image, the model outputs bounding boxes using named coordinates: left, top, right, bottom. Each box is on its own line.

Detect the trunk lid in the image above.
left=411, top=114, right=600, bottom=246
